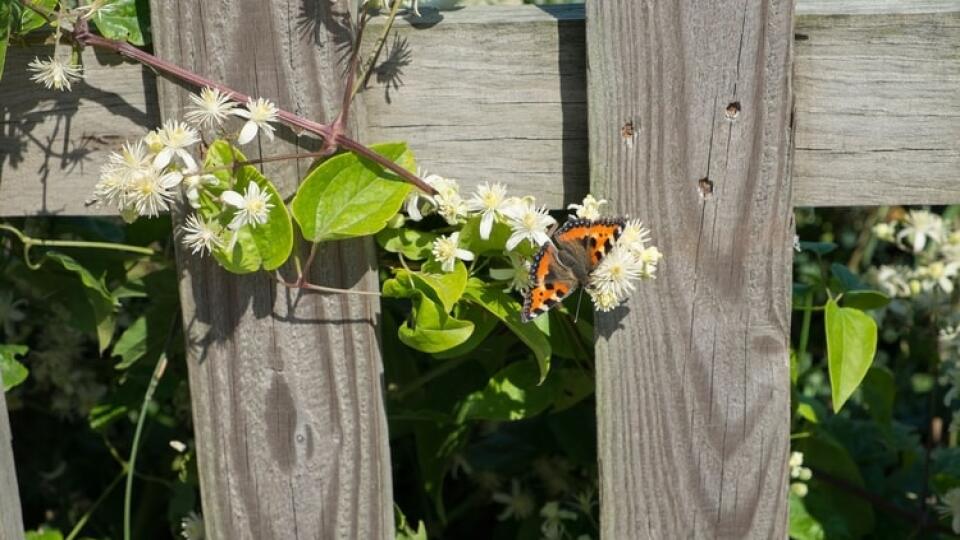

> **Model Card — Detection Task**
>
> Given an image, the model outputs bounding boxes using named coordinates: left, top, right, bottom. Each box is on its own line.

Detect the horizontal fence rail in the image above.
left=1, top=1, right=958, bottom=215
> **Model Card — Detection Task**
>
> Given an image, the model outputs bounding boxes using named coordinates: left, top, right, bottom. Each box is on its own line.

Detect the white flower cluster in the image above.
left=870, top=210, right=960, bottom=297
left=939, top=488, right=960, bottom=534
left=586, top=219, right=662, bottom=312
left=91, top=88, right=281, bottom=256
left=788, top=451, right=812, bottom=498
left=416, top=181, right=661, bottom=313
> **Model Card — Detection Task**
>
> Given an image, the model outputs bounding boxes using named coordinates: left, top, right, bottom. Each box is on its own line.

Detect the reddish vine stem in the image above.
left=67, top=18, right=435, bottom=195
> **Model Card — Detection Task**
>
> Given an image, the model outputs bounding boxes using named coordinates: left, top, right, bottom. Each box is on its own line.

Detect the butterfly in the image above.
left=521, top=217, right=626, bottom=322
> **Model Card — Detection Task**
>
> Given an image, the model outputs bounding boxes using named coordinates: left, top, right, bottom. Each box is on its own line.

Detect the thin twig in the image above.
left=55, top=14, right=435, bottom=195
left=809, top=466, right=955, bottom=536
left=352, top=2, right=404, bottom=101
left=65, top=470, right=125, bottom=540
left=275, top=272, right=381, bottom=296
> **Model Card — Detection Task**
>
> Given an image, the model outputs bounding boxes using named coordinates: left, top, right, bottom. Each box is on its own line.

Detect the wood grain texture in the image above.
left=2, top=2, right=959, bottom=215
left=0, top=393, right=25, bottom=539
left=150, top=1, right=393, bottom=539
left=587, top=0, right=794, bottom=538
left=360, top=5, right=588, bottom=207
left=0, top=41, right=159, bottom=216
left=793, top=4, right=960, bottom=206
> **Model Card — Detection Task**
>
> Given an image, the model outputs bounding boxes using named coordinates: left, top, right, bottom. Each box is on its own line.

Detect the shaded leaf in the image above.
left=292, top=143, right=414, bottom=242
left=830, top=263, right=868, bottom=292
left=825, top=298, right=877, bottom=412
left=840, top=290, right=890, bottom=311
left=800, top=241, right=837, bottom=255
left=465, top=279, right=551, bottom=382
left=460, top=362, right=592, bottom=421
left=862, top=366, right=895, bottom=425
left=43, top=251, right=116, bottom=352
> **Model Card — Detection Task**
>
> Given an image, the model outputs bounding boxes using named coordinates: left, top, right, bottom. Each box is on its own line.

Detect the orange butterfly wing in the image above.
left=554, top=218, right=625, bottom=267
left=521, top=243, right=577, bottom=322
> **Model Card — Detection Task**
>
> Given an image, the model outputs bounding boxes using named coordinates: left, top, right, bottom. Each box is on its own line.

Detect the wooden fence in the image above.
left=0, top=0, right=957, bottom=537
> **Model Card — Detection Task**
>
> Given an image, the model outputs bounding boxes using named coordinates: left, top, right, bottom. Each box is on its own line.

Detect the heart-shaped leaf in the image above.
left=825, top=298, right=878, bottom=412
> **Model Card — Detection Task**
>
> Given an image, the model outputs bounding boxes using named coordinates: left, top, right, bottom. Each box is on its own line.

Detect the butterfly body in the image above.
left=521, top=218, right=626, bottom=322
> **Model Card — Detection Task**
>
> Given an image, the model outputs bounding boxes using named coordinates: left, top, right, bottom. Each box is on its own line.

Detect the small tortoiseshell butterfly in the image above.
left=521, top=217, right=626, bottom=322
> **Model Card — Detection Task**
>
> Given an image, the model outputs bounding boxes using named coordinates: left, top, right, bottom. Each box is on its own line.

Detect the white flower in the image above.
left=431, top=232, right=474, bottom=272
left=222, top=182, right=273, bottom=230
left=587, top=288, right=619, bottom=312
left=790, top=482, right=808, bottom=498
left=431, top=176, right=467, bottom=225
left=489, top=252, right=531, bottom=293
left=638, top=245, right=663, bottom=278
left=94, top=141, right=154, bottom=211
left=466, top=182, right=511, bottom=239
left=143, top=130, right=165, bottom=154
left=185, top=87, right=238, bottom=129
left=588, top=247, right=644, bottom=303
left=870, top=265, right=912, bottom=298
left=938, top=489, right=960, bottom=534
left=180, top=511, right=205, bottom=540
left=872, top=222, right=896, bottom=242
left=28, top=56, right=83, bottom=91
left=917, top=261, right=960, bottom=294
left=617, top=219, right=652, bottom=255
left=153, top=120, right=200, bottom=171
left=180, top=214, right=223, bottom=256
left=897, top=210, right=944, bottom=253
left=234, top=97, right=279, bottom=144
left=567, top=194, right=608, bottom=220
left=130, top=170, right=183, bottom=217
left=492, top=479, right=535, bottom=521
left=788, top=451, right=804, bottom=469
left=504, top=198, right=555, bottom=250
left=169, top=440, right=188, bottom=453
left=539, top=501, right=577, bottom=540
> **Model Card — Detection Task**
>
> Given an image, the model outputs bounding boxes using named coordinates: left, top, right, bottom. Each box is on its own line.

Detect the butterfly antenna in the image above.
left=573, top=288, right=585, bottom=323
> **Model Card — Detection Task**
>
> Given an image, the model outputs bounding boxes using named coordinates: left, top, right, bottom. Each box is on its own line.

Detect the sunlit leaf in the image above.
left=291, top=142, right=414, bottom=242
left=202, top=141, right=293, bottom=273
left=91, top=0, right=150, bottom=46
left=0, top=344, right=28, bottom=391
left=825, top=298, right=877, bottom=412
left=377, top=227, right=436, bottom=260
left=17, top=0, right=57, bottom=33
left=398, top=293, right=474, bottom=354
left=0, top=0, right=11, bottom=81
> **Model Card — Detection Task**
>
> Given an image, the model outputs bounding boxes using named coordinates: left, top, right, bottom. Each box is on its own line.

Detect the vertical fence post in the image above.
left=0, top=391, right=24, bottom=539
left=149, top=1, right=393, bottom=538
left=587, top=1, right=795, bottom=536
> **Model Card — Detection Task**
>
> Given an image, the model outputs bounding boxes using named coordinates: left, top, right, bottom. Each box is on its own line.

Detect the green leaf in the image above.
left=291, top=143, right=415, bottom=242
left=90, top=0, right=150, bottom=46
left=25, top=528, right=63, bottom=540
left=398, top=293, right=474, bottom=353
left=460, top=362, right=592, bottom=421
left=377, top=227, right=437, bottom=260
left=0, top=344, right=28, bottom=391
left=465, top=279, right=551, bottom=382
left=861, top=366, right=895, bottom=425
left=840, top=290, right=890, bottom=311
left=799, top=241, right=837, bottom=255
left=0, top=0, right=11, bottom=81
left=432, top=302, right=499, bottom=359
left=414, top=261, right=467, bottom=313
left=795, top=434, right=874, bottom=537
left=789, top=492, right=825, bottom=540
left=88, top=402, right=128, bottom=430
left=825, top=298, right=877, bottom=413
left=43, top=252, right=117, bottom=352
left=112, top=316, right=147, bottom=369
left=395, top=505, right=428, bottom=540
left=830, top=263, right=867, bottom=292
left=458, top=216, right=512, bottom=256
left=17, top=0, right=56, bottom=33
left=202, top=141, right=294, bottom=273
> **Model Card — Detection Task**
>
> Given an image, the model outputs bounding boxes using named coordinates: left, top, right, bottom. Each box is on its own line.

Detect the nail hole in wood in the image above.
left=725, top=101, right=741, bottom=119
left=698, top=177, right=714, bottom=198
left=621, top=121, right=636, bottom=139
left=795, top=33, right=809, bottom=41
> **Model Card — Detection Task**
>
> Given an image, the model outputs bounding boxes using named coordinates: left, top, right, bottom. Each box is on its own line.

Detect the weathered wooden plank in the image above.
left=1, top=2, right=957, bottom=214
left=150, top=1, right=393, bottom=539
left=360, top=5, right=588, bottom=207
left=793, top=3, right=960, bottom=206
left=0, top=41, right=158, bottom=216
left=587, top=0, right=794, bottom=537
left=0, top=392, right=25, bottom=539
